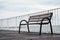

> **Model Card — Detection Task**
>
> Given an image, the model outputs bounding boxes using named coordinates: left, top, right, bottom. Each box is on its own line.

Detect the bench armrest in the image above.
left=41, top=17, right=50, bottom=23
left=19, top=20, right=28, bottom=24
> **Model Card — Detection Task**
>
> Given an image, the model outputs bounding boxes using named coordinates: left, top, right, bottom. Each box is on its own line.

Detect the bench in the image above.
left=19, top=12, right=53, bottom=35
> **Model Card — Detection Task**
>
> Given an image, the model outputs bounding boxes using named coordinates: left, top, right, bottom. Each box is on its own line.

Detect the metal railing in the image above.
left=0, top=8, right=60, bottom=33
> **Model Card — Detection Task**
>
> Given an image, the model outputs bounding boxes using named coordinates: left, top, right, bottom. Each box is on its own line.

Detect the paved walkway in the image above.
left=0, top=30, right=60, bottom=40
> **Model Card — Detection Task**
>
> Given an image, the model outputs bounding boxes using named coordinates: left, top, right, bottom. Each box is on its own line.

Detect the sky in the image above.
left=0, top=0, right=60, bottom=19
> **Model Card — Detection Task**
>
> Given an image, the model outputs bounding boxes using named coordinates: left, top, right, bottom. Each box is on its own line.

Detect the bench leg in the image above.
left=39, top=24, right=42, bottom=35
left=50, top=21, right=53, bottom=34
left=27, top=24, right=30, bottom=33
left=19, top=24, right=21, bottom=34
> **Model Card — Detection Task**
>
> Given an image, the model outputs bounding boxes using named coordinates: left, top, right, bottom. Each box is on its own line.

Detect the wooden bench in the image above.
left=19, top=12, right=53, bottom=35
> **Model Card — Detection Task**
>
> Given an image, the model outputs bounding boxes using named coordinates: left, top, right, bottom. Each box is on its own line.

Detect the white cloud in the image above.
left=0, top=0, right=60, bottom=19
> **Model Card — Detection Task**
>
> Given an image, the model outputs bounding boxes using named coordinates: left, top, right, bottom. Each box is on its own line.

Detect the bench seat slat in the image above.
left=29, top=19, right=49, bottom=22
left=30, top=15, right=50, bottom=18
left=20, top=23, right=49, bottom=25
left=31, top=13, right=51, bottom=17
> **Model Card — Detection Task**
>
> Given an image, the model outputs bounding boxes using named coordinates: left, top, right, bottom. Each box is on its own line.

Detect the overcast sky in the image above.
left=0, top=0, right=60, bottom=19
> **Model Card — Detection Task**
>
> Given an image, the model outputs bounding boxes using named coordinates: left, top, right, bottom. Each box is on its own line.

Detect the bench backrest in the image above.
left=28, top=13, right=53, bottom=22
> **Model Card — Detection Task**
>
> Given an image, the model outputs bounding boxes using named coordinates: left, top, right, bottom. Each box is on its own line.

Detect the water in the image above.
left=0, top=25, right=60, bottom=34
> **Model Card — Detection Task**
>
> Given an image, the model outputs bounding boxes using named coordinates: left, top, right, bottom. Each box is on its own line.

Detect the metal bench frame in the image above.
left=19, top=13, right=53, bottom=35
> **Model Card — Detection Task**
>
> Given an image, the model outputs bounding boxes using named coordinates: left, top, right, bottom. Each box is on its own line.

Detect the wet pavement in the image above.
left=0, top=30, right=60, bottom=40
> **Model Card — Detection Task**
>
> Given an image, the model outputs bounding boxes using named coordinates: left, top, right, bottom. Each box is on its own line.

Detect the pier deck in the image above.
left=0, top=30, right=60, bottom=40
